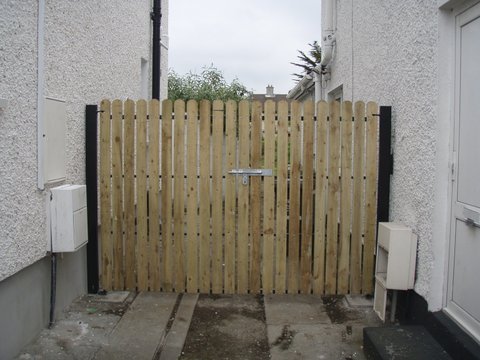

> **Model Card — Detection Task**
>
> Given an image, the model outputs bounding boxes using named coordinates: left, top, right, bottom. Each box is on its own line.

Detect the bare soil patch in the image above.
left=180, top=294, right=270, bottom=360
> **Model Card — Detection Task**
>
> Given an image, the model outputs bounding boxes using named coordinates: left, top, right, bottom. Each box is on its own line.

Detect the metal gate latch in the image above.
left=228, top=168, right=273, bottom=185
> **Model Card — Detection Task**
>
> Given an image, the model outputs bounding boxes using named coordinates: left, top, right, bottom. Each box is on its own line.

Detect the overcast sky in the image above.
left=168, top=0, right=322, bottom=95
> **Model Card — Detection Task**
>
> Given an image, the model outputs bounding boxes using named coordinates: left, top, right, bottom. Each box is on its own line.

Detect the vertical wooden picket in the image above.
left=136, top=100, right=148, bottom=291
left=325, top=100, right=341, bottom=294
left=123, top=100, right=136, bottom=290
left=300, top=100, right=315, bottom=294
left=100, top=100, right=112, bottom=290
left=111, top=100, right=124, bottom=290
left=313, top=101, right=328, bottom=294
left=211, top=100, right=224, bottom=294
left=262, top=100, right=276, bottom=294
left=363, top=102, right=379, bottom=294
left=338, top=101, right=353, bottom=293
left=173, top=100, right=186, bottom=291
left=224, top=100, right=237, bottom=293
left=288, top=101, right=302, bottom=294
left=275, top=100, right=289, bottom=294
left=186, top=100, right=198, bottom=293
left=198, top=100, right=211, bottom=293
left=351, top=101, right=366, bottom=294
left=161, top=100, right=173, bottom=291
left=148, top=99, right=161, bottom=291
left=237, top=100, right=250, bottom=294
left=249, top=101, right=262, bottom=293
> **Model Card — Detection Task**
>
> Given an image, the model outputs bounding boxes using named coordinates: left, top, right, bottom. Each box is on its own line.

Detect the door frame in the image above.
left=444, top=0, right=480, bottom=342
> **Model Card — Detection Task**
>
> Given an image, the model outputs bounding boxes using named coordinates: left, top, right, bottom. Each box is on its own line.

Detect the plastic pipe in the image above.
left=37, top=0, right=45, bottom=189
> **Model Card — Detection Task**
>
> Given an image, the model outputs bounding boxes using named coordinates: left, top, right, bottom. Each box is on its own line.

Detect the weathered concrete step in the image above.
left=94, top=292, right=177, bottom=360
left=363, top=325, right=452, bottom=360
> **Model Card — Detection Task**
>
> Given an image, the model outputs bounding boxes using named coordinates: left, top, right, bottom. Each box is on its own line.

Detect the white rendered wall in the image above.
left=0, top=0, right=43, bottom=281
left=161, top=0, right=169, bottom=99
left=323, top=0, right=451, bottom=310
left=0, top=0, right=168, bottom=281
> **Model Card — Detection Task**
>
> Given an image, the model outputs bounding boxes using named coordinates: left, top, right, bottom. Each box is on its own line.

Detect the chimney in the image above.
left=265, top=85, right=274, bottom=98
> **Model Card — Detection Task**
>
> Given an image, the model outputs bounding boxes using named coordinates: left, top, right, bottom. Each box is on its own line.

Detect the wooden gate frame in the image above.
left=85, top=100, right=393, bottom=295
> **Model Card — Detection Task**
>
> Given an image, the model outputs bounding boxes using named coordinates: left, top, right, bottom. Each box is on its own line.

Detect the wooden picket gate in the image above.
left=98, top=99, right=379, bottom=295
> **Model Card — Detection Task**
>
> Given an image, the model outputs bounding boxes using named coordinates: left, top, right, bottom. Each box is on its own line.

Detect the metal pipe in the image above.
left=49, top=252, right=57, bottom=328
left=152, top=0, right=162, bottom=100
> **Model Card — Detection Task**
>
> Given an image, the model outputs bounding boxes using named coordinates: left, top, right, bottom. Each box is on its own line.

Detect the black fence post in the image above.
left=377, top=106, right=392, bottom=224
left=85, top=105, right=99, bottom=293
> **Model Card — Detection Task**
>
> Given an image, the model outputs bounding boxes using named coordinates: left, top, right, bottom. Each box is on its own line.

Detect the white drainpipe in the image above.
left=37, top=0, right=46, bottom=190
left=320, top=0, right=336, bottom=70
left=314, top=72, right=322, bottom=104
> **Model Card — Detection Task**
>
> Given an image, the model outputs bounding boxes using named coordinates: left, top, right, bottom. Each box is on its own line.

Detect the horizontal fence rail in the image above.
left=99, top=99, right=379, bottom=295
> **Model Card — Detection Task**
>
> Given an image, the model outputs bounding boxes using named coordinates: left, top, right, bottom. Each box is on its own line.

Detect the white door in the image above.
left=446, top=1, right=480, bottom=343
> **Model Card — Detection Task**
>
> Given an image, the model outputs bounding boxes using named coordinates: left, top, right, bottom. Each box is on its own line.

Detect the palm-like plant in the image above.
left=291, top=41, right=322, bottom=82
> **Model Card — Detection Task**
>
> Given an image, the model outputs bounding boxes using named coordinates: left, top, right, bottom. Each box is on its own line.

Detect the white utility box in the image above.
left=49, top=184, right=88, bottom=252
left=374, top=222, right=417, bottom=321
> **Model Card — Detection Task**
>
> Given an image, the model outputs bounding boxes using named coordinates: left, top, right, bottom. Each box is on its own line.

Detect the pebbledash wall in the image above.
left=321, top=0, right=473, bottom=312
left=0, top=1, right=168, bottom=358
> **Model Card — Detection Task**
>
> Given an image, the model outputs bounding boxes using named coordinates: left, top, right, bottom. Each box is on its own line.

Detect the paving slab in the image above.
left=158, top=293, right=198, bottom=360
left=345, top=295, right=374, bottom=308
left=16, top=292, right=135, bottom=360
left=94, top=292, right=178, bottom=360
left=93, top=291, right=130, bottom=303
left=265, top=295, right=382, bottom=360
left=264, top=294, right=330, bottom=325
left=268, top=323, right=367, bottom=360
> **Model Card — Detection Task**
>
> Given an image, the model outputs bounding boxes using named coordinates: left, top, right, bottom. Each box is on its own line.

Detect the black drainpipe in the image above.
left=152, top=0, right=162, bottom=100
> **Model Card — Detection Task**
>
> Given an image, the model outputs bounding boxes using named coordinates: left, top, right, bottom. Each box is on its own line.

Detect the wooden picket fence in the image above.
left=99, top=99, right=379, bottom=295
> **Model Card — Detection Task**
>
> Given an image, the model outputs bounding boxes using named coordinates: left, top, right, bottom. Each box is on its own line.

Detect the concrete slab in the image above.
left=94, top=292, right=178, bottom=360
left=264, top=294, right=330, bottom=325
left=346, top=295, right=374, bottom=308
left=16, top=293, right=134, bottom=360
left=268, top=323, right=367, bottom=360
left=158, top=293, right=198, bottom=360
left=92, top=291, right=130, bottom=303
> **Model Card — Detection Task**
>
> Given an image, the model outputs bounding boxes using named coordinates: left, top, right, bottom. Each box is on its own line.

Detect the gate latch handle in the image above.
left=228, top=168, right=273, bottom=185
left=228, top=168, right=272, bottom=176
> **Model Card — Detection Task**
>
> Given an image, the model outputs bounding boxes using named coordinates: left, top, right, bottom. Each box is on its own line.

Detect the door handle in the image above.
left=464, top=217, right=480, bottom=229
left=463, top=207, right=480, bottom=229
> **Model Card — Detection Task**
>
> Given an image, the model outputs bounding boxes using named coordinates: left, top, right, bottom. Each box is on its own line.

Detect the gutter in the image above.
left=151, top=0, right=162, bottom=100
left=287, top=74, right=314, bottom=100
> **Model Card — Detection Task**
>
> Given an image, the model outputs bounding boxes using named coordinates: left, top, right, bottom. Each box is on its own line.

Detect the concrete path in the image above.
left=265, top=294, right=381, bottom=360
left=94, top=292, right=177, bottom=359
left=16, top=292, right=380, bottom=360
left=158, top=293, right=198, bottom=360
